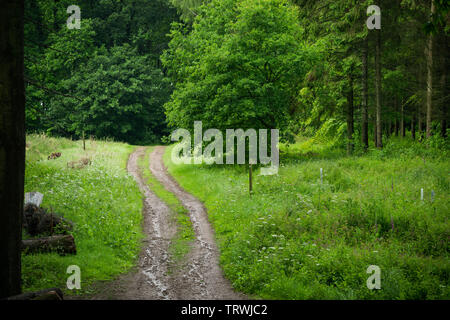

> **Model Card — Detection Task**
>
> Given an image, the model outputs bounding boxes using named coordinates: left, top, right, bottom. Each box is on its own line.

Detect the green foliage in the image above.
left=23, top=134, right=143, bottom=295
left=24, top=0, right=178, bottom=144
left=52, top=45, right=171, bottom=144
left=163, top=0, right=312, bottom=139
left=169, top=0, right=206, bottom=23
left=164, top=137, right=450, bottom=299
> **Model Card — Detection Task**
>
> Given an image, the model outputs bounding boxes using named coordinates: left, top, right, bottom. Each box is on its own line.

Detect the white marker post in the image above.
left=420, top=188, right=424, bottom=201
left=431, top=190, right=435, bottom=202
left=320, top=168, right=323, bottom=184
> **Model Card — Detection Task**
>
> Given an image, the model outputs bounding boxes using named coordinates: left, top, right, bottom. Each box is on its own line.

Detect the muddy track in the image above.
left=149, top=146, right=242, bottom=300
left=91, top=146, right=242, bottom=300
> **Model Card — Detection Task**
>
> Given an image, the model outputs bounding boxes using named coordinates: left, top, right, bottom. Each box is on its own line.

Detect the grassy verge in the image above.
left=23, top=134, right=143, bottom=296
left=137, top=147, right=194, bottom=264
left=164, top=136, right=450, bottom=299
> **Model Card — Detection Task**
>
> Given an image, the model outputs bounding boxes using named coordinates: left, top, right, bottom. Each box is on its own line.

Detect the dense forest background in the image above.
left=25, top=0, right=449, bottom=149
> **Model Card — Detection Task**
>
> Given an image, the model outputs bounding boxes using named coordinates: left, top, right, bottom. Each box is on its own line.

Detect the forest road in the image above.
left=91, top=146, right=243, bottom=300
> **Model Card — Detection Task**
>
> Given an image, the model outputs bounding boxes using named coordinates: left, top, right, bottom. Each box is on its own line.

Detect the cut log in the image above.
left=22, top=235, right=76, bottom=255
left=23, top=204, right=73, bottom=236
left=7, top=288, right=63, bottom=300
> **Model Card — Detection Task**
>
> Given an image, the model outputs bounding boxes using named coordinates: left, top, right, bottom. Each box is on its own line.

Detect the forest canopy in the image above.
left=25, top=0, right=178, bottom=144
left=24, top=0, right=449, bottom=148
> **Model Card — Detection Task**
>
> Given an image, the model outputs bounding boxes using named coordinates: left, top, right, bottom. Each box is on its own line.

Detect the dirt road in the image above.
left=92, top=146, right=242, bottom=300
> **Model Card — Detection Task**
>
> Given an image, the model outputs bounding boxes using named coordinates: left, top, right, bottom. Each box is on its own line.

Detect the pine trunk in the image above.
left=347, top=74, right=354, bottom=155
left=361, top=37, right=369, bottom=150
left=426, top=0, right=435, bottom=137
left=440, top=34, right=447, bottom=137
left=401, top=101, right=405, bottom=137
left=375, top=28, right=383, bottom=148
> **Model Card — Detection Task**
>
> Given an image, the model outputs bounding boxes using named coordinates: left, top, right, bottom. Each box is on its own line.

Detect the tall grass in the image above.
left=164, top=136, right=450, bottom=299
left=23, top=134, right=143, bottom=295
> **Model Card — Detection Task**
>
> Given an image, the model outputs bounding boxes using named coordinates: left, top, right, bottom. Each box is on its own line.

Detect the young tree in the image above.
left=163, top=0, right=311, bottom=139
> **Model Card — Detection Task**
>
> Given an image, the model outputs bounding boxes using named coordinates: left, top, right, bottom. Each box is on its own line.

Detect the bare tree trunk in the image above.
left=82, top=130, right=86, bottom=151
left=426, top=0, right=435, bottom=138
left=418, top=105, right=423, bottom=134
left=22, top=235, right=76, bottom=255
left=0, top=0, right=25, bottom=299
left=441, top=74, right=447, bottom=138
left=373, top=117, right=377, bottom=146
left=440, top=34, right=448, bottom=137
left=411, top=113, right=416, bottom=140
left=395, top=99, right=399, bottom=136
left=375, top=28, right=383, bottom=148
left=387, top=122, right=390, bottom=137
left=400, top=101, right=405, bottom=137
left=361, top=37, right=369, bottom=150
left=347, top=74, right=354, bottom=155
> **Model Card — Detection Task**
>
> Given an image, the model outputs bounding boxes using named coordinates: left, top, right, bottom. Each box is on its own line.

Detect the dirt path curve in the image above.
left=92, top=147, right=176, bottom=300
left=91, top=146, right=242, bottom=300
left=149, top=146, right=242, bottom=300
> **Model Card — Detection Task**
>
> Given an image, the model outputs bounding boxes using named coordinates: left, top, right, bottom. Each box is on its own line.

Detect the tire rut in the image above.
left=149, top=146, right=242, bottom=300
left=91, top=146, right=242, bottom=300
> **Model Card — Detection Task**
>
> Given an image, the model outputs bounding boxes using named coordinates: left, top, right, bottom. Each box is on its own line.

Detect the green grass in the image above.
left=137, top=147, right=195, bottom=264
left=164, top=136, right=450, bottom=299
left=22, top=134, right=143, bottom=296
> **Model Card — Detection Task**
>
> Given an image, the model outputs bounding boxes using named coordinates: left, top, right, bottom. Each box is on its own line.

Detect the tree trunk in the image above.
left=387, top=119, right=391, bottom=137
left=82, top=130, right=86, bottom=150
left=400, top=101, right=405, bottom=137
left=347, top=74, right=354, bottom=155
left=440, top=34, right=447, bottom=137
left=0, top=0, right=25, bottom=299
left=375, top=28, right=383, bottom=148
left=373, top=117, right=377, bottom=146
left=418, top=105, right=423, bottom=134
left=361, top=37, right=369, bottom=150
left=411, top=114, right=416, bottom=140
left=22, top=235, right=77, bottom=255
left=426, top=0, right=435, bottom=138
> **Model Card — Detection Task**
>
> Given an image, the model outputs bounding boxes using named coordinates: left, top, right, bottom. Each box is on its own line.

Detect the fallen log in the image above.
left=23, top=203, right=73, bottom=236
left=7, top=288, right=63, bottom=300
left=22, top=234, right=76, bottom=255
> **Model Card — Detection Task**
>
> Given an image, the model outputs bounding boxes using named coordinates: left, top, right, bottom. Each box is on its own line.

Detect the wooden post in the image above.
left=249, top=164, right=253, bottom=195
left=82, top=130, right=85, bottom=151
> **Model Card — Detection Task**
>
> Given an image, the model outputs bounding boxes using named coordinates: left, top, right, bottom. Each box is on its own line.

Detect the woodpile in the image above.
left=23, top=203, right=73, bottom=236
left=47, top=152, right=61, bottom=160
left=22, top=193, right=76, bottom=256
left=22, top=235, right=76, bottom=255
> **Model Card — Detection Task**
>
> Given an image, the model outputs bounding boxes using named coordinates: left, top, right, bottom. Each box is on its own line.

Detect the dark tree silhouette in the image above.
left=0, top=0, right=25, bottom=298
